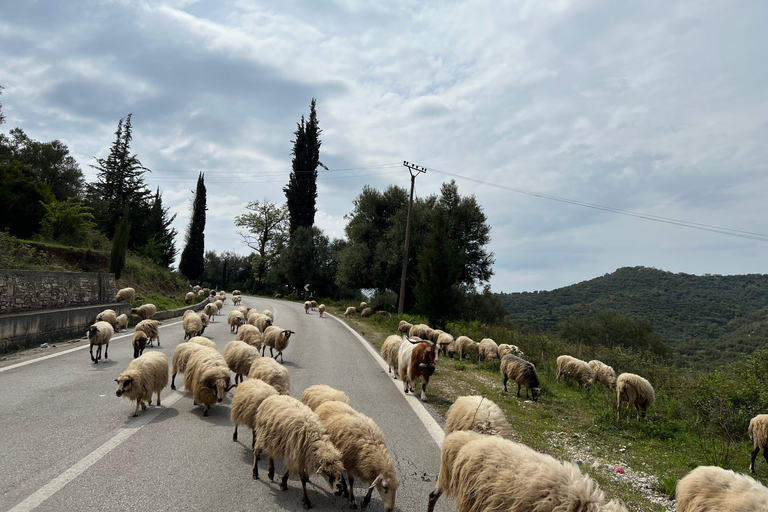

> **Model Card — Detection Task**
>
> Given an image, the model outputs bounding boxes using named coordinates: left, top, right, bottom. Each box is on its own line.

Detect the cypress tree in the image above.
left=284, top=99, right=323, bottom=234
left=146, top=187, right=178, bottom=268
left=179, top=173, right=206, bottom=280
left=110, top=207, right=131, bottom=280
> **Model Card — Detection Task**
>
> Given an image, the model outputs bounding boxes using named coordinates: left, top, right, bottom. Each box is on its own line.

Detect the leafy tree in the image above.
left=284, top=98, right=324, bottom=234
left=0, top=160, right=54, bottom=238
left=234, top=200, right=289, bottom=294
left=179, top=172, right=206, bottom=281
left=200, top=250, right=255, bottom=291
left=559, top=311, right=671, bottom=358
left=110, top=208, right=131, bottom=279
left=273, top=226, right=338, bottom=297
left=144, top=187, right=177, bottom=268
left=39, top=198, right=96, bottom=246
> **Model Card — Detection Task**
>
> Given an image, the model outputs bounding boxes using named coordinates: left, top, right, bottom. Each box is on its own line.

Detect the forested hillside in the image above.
left=497, top=266, right=768, bottom=368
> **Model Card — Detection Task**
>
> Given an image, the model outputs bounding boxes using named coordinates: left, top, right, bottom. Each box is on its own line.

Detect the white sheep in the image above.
left=135, top=319, right=161, bottom=347
left=262, top=325, right=295, bottom=363
left=171, top=342, right=206, bottom=390
left=444, top=395, right=512, bottom=438
left=182, top=313, right=203, bottom=341
left=185, top=291, right=195, bottom=303
left=247, top=357, right=290, bottom=395
left=300, top=384, right=352, bottom=411
left=749, top=414, right=768, bottom=473
left=427, top=431, right=628, bottom=512
left=310, top=300, right=317, bottom=310
left=115, top=287, right=136, bottom=302
left=252, top=394, right=346, bottom=510
left=115, top=351, right=168, bottom=417
left=318, top=304, right=326, bottom=317
left=497, top=344, right=524, bottom=359
left=232, top=295, right=242, bottom=305
left=315, top=401, right=398, bottom=511
left=199, top=312, right=209, bottom=334
left=95, top=308, right=118, bottom=329
left=116, top=313, right=128, bottom=332
left=261, top=310, right=274, bottom=322
left=304, top=301, right=312, bottom=313
left=247, top=311, right=272, bottom=334
left=344, top=306, right=357, bottom=317
left=616, top=373, right=655, bottom=422
left=676, top=465, right=768, bottom=512
left=197, top=289, right=205, bottom=297
left=230, top=377, right=278, bottom=449
left=588, top=360, right=617, bottom=389
left=227, top=310, right=245, bottom=333
left=452, top=336, right=479, bottom=360
left=477, top=338, right=499, bottom=362
left=224, top=340, right=261, bottom=385
left=188, top=336, right=217, bottom=350
left=132, top=329, right=148, bottom=359
left=361, top=307, right=373, bottom=318
left=236, top=324, right=262, bottom=351
left=193, top=285, right=201, bottom=292
left=214, top=299, right=224, bottom=312
left=236, top=306, right=248, bottom=317
left=398, top=336, right=437, bottom=402
left=380, top=335, right=404, bottom=378
left=360, top=301, right=367, bottom=309
left=398, top=320, right=413, bottom=335
left=203, top=302, right=218, bottom=320
left=433, top=330, right=454, bottom=359
left=131, top=303, right=157, bottom=320
left=500, top=354, right=541, bottom=401
left=232, top=289, right=241, bottom=295
left=87, top=321, right=114, bottom=363
left=185, top=346, right=235, bottom=416
left=409, top=323, right=435, bottom=341
left=556, top=355, right=595, bottom=388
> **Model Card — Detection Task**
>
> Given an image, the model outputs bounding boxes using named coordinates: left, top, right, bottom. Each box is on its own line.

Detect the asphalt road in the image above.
left=0, top=296, right=452, bottom=512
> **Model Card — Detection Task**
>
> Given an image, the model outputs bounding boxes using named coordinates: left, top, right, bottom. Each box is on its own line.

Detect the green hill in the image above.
left=497, top=266, right=768, bottom=368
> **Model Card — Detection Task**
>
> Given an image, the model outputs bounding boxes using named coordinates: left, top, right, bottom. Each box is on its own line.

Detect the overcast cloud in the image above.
left=2, top=0, right=766, bottom=292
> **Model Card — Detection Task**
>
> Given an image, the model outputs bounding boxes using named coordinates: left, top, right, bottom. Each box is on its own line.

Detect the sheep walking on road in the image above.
left=87, top=321, right=114, bottom=363
left=171, top=342, right=205, bottom=390
left=116, top=313, right=128, bottom=332
left=381, top=335, right=404, bottom=378
left=301, top=385, right=352, bottom=411
left=135, top=319, right=161, bottom=347
left=230, top=378, right=278, bottom=449
left=132, top=329, right=149, bottom=359
left=247, top=357, right=290, bottom=395
left=236, top=324, right=262, bottom=351
left=224, top=340, right=261, bottom=385
left=115, top=352, right=168, bottom=417
left=96, top=309, right=118, bottom=330
left=185, top=346, right=235, bottom=416
left=262, top=325, right=295, bottom=363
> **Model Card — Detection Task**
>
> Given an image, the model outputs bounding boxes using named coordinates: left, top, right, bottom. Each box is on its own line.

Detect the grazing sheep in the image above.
left=115, top=287, right=136, bottom=302
left=381, top=335, right=405, bottom=378
left=398, top=336, right=437, bottom=402
left=228, top=310, right=245, bottom=333
left=135, top=319, right=161, bottom=347
left=230, top=377, right=278, bottom=448
left=749, top=414, right=768, bottom=473
left=252, top=395, right=346, bottom=510
left=445, top=395, right=512, bottom=438
left=224, top=340, right=261, bottom=385
left=398, top=320, right=413, bottom=335
left=182, top=313, right=203, bottom=341
left=500, top=354, right=541, bottom=401
left=361, top=307, right=373, bottom=318
left=616, top=373, right=655, bottom=422
left=204, top=302, right=218, bottom=320
left=409, top=323, right=435, bottom=341
left=261, top=310, right=274, bottom=322
left=132, top=329, right=149, bottom=359
left=301, top=384, right=352, bottom=411
left=310, top=300, right=317, bottom=310
left=96, top=309, right=118, bottom=329
left=193, top=285, right=201, bottom=292
left=497, top=344, right=524, bottom=360
left=428, top=432, right=628, bottom=512
left=197, top=290, right=205, bottom=297
left=131, top=303, right=157, bottom=320
left=116, top=313, right=128, bottom=332
left=304, top=301, right=312, bottom=313
left=318, top=304, right=326, bottom=317
left=171, top=342, right=206, bottom=390
left=247, top=357, right=290, bottom=395
left=477, top=338, right=499, bottom=362
left=87, top=321, right=114, bottom=363
left=262, top=325, right=296, bottom=363
left=185, top=346, right=235, bottom=416
left=188, top=336, right=217, bottom=350
left=453, top=336, right=479, bottom=360
left=115, top=352, right=169, bottom=417
left=232, top=289, right=241, bottom=295
left=232, top=295, right=242, bottom=305
left=315, top=402, right=398, bottom=511
left=556, top=355, right=595, bottom=389
left=214, top=299, right=224, bottom=311
left=676, top=465, right=768, bottom=512
left=344, top=306, right=357, bottom=317
left=588, top=360, right=617, bottom=389
left=360, top=301, right=367, bottom=309
left=236, top=324, right=262, bottom=351
left=433, top=330, right=454, bottom=359
left=185, top=291, right=195, bottom=303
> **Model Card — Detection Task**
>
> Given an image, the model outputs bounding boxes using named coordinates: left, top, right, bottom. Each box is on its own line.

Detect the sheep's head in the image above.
left=133, top=335, right=148, bottom=358
left=115, top=376, right=133, bottom=397
left=314, top=444, right=345, bottom=496
left=283, top=329, right=295, bottom=340
left=205, top=375, right=236, bottom=402
left=367, top=473, right=398, bottom=512
left=87, top=325, right=100, bottom=340
left=531, top=387, right=541, bottom=402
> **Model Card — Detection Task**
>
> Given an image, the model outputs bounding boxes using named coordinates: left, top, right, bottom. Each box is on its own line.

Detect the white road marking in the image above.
left=9, top=391, right=184, bottom=512
left=328, top=313, right=446, bottom=449
left=0, top=320, right=183, bottom=374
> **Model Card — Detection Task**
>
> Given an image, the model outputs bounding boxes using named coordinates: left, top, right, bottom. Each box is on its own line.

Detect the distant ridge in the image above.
left=497, top=266, right=768, bottom=368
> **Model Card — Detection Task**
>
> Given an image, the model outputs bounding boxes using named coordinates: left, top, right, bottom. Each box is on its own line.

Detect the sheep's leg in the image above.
left=278, top=351, right=284, bottom=363
left=268, top=458, right=275, bottom=481
left=402, top=377, right=409, bottom=393
left=171, top=373, right=177, bottom=390
left=421, top=379, right=429, bottom=402
left=156, top=334, right=160, bottom=347
left=155, top=390, right=161, bottom=407
left=133, top=401, right=141, bottom=417
left=252, top=451, right=260, bottom=479
left=203, top=405, right=210, bottom=417
left=104, top=343, right=109, bottom=359
left=233, top=425, right=238, bottom=442
left=261, top=345, right=266, bottom=356
left=281, top=471, right=290, bottom=491
left=362, top=476, right=375, bottom=508
left=503, top=375, right=508, bottom=393
left=340, top=475, right=349, bottom=498
left=90, top=344, right=96, bottom=363
left=252, top=430, right=258, bottom=452
left=269, top=347, right=275, bottom=358
left=300, top=473, right=312, bottom=509
left=750, top=446, right=759, bottom=472
left=427, top=489, right=442, bottom=512
left=348, top=475, right=357, bottom=509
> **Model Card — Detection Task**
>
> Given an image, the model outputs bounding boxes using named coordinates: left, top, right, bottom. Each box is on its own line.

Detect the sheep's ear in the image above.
left=115, top=379, right=119, bottom=383
left=369, top=474, right=383, bottom=490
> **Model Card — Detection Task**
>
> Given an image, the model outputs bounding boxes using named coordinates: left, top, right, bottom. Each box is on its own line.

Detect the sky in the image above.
left=1, top=0, right=767, bottom=293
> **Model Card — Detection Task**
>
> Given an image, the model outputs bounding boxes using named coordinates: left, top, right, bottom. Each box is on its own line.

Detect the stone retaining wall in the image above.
left=0, top=270, right=116, bottom=315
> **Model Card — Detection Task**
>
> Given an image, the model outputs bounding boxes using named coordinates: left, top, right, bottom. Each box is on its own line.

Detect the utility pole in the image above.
left=398, top=161, right=427, bottom=315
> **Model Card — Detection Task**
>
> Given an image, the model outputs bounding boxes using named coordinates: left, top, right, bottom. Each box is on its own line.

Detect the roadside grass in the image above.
left=328, top=306, right=767, bottom=512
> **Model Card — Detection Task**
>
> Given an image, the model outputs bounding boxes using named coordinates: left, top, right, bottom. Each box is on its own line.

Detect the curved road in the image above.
left=0, top=296, right=452, bottom=511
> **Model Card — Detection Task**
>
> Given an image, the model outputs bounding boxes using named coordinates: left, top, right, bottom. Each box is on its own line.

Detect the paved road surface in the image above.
left=0, top=296, right=452, bottom=511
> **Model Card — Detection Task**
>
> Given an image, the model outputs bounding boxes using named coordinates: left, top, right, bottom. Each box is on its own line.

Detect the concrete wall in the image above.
left=0, top=270, right=116, bottom=315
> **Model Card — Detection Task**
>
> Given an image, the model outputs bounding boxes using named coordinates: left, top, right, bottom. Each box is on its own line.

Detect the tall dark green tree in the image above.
left=284, top=99, right=324, bottom=234
left=144, top=187, right=178, bottom=268
left=110, top=207, right=131, bottom=280
left=179, top=172, right=206, bottom=280
left=273, top=226, right=338, bottom=297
